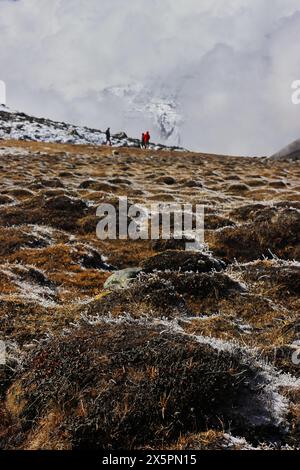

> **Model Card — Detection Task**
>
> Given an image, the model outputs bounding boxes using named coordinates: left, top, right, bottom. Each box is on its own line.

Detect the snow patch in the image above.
left=0, top=105, right=186, bottom=150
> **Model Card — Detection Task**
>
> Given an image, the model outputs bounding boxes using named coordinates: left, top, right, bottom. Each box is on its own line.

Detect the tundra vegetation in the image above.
left=0, top=140, right=299, bottom=450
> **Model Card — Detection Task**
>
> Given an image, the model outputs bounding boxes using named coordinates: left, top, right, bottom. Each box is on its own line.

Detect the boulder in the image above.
left=103, top=267, right=142, bottom=290
left=113, top=132, right=128, bottom=139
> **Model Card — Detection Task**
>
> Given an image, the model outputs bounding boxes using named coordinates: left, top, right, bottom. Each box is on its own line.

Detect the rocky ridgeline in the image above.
left=271, top=138, right=300, bottom=161
left=0, top=105, right=184, bottom=151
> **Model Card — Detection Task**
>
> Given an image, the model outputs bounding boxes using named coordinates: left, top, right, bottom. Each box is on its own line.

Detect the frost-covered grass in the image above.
left=0, top=134, right=299, bottom=450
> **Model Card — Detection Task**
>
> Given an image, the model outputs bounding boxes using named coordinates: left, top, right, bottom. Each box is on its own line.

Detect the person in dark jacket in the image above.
left=141, top=132, right=145, bottom=149
left=105, top=127, right=112, bottom=146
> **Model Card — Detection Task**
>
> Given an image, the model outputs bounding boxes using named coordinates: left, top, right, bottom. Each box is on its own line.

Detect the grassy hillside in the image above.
left=0, top=140, right=299, bottom=449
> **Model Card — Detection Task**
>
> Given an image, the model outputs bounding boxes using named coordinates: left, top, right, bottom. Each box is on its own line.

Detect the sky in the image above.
left=1, top=0, right=300, bottom=155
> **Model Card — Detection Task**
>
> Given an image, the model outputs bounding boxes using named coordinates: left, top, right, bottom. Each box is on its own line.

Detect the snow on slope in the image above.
left=0, top=104, right=184, bottom=151
left=102, top=83, right=183, bottom=147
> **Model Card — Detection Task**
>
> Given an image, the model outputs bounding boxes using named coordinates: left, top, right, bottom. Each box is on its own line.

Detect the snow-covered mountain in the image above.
left=0, top=104, right=184, bottom=150
left=101, top=84, right=183, bottom=147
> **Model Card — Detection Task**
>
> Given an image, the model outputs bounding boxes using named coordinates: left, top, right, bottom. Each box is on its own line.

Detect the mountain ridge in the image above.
left=0, top=104, right=185, bottom=151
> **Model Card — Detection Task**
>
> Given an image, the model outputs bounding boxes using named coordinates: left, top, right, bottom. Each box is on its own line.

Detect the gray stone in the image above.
left=113, top=132, right=128, bottom=139
left=104, top=267, right=142, bottom=290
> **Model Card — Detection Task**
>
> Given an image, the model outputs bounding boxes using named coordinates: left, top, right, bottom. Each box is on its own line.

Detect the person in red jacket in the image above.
left=144, top=131, right=150, bottom=148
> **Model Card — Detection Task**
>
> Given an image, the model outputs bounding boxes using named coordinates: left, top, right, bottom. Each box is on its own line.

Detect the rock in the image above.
left=103, top=267, right=142, bottom=290
left=112, top=150, right=120, bottom=156
left=141, top=250, right=226, bottom=273
left=113, top=132, right=128, bottom=139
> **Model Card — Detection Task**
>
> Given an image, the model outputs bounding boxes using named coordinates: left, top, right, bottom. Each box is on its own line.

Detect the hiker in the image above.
left=105, top=127, right=112, bottom=146
left=144, top=131, right=150, bottom=148
left=141, top=133, right=145, bottom=149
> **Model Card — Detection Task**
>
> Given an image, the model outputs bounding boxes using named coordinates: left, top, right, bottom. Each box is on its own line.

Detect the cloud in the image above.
left=1, top=0, right=300, bottom=154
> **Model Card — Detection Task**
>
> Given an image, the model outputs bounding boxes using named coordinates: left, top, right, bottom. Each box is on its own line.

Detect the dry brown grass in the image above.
left=0, top=139, right=299, bottom=449
left=2, top=321, right=288, bottom=450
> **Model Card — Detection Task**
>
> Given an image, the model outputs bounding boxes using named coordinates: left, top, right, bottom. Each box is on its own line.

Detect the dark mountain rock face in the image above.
left=271, top=138, right=300, bottom=161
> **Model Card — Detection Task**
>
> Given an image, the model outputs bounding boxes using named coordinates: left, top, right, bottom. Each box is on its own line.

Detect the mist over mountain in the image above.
left=1, top=0, right=300, bottom=154
left=0, top=103, right=185, bottom=150
left=2, top=0, right=300, bottom=456
left=100, top=83, right=183, bottom=147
